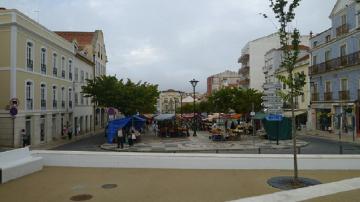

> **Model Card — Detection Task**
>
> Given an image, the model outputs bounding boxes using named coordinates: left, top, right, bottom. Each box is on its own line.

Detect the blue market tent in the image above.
left=106, top=115, right=146, bottom=143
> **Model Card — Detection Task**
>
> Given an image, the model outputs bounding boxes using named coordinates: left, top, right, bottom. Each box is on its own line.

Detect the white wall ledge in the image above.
left=31, top=150, right=360, bottom=170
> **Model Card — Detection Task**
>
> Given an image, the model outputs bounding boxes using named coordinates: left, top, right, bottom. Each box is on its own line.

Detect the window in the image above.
left=325, top=81, right=331, bottom=92
left=53, top=53, right=57, bottom=76
left=340, top=78, right=348, bottom=91
left=68, top=88, right=72, bottom=108
left=40, top=83, right=46, bottom=110
left=340, top=44, right=347, bottom=65
left=325, top=35, right=331, bottom=42
left=80, top=93, right=84, bottom=105
left=313, top=41, right=318, bottom=47
left=75, top=93, right=78, bottom=105
left=26, top=81, right=33, bottom=110
left=81, top=70, right=84, bottom=82
left=26, top=42, right=33, bottom=71
left=86, top=72, right=89, bottom=80
left=75, top=68, right=78, bottom=81
left=61, top=57, right=65, bottom=78
left=68, top=60, right=73, bottom=81
left=41, top=48, right=46, bottom=74
left=325, top=50, right=331, bottom=62
left=61, top=87, right=65, bottom=109
left=312, top=55, right=317, bottom=65
left=341, top=14, right=347, bottom=25
left=52, top=86, right=57, bottom=109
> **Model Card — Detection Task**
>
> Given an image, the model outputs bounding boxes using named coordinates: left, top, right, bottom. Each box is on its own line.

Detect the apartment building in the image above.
left=0, top=8, right=108, bottom=147
left=238, top=33, right=309, bottom=91
left=0, top=9, right=75, bottom=147
left=207, top=70, right=242, bottom=96
left=309, top=0, right=360, bottom=136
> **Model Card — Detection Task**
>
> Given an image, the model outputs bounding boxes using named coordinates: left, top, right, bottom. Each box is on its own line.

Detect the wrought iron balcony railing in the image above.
left=339, top=90, right=350, bottom=100
left=324, top=92, right=333, bottom=101
left=311, top=93, right=319, bottom=102
left=53, top=68, right=57, bottom=76
left=41, top=64, right=46, bottom=74
left=27, top=59, right=33, bottom=71
left=310, top=51, right=360, bottom=75
left=336, top=24, right=349, bottom=37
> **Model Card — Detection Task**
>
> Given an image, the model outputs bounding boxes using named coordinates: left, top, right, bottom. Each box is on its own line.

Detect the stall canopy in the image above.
left=106, top=115, right=146, bottom=143
left=154, top=114, right=175, bottom=121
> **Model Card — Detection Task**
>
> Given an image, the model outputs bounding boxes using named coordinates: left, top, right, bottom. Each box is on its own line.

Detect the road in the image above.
left=52, top=132, right=360, bottom=154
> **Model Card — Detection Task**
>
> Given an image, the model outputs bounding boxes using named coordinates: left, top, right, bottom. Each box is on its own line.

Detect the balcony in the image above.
left=26, top=99, right=33, bottom=110
left=61, top=101, right=65, bottom=109
left=61, top=70, right=65, bottom=78
left=41, top=99, right=46, bottom=109
left=41, top=64, right=46, bottom=74
left=339, top=90, right=350, bottom=100
left=324, top=92, right=333, bottom=101
left=239, top=66, right=250, bottom=76
left=69, top=100, right=72, bottom=108
left=309, top=51, right=360, bottom=75
left=53, top=68, right=57, bottom=76
left=311, top=93, right=319, bottom=102
left=336, top=24, right=349, bottom=37
left=27, top=59, right=33, bottom=71
left=53, top=100, right=57, bottom=109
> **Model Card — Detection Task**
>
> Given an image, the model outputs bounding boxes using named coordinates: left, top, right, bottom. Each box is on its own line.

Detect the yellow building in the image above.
left=0, top=9, right=108, bottom=147
left=275, top=55, right=310, bottom=126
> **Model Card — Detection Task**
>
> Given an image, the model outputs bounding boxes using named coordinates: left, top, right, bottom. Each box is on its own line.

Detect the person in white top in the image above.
left=117, top=128, right=124, bottom=149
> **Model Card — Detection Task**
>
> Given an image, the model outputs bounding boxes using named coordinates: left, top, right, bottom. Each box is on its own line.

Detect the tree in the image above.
left=269, top=0, right=305, bottom=183
left=207, top=88, right=263, bottom=114
left=82, top=75, right=160, bottom=116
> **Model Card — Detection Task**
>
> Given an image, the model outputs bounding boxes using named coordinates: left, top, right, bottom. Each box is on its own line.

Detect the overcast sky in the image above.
left=2, top=0, right=337, bottom=93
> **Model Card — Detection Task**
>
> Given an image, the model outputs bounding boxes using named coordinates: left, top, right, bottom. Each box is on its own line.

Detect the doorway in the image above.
left=25, top=117, right=31, bottom=145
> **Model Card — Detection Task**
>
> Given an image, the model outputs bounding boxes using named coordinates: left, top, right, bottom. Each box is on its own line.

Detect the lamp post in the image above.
left=189, top=79, right=199, bottom=136
left=178, top=91, right=184, bottom=124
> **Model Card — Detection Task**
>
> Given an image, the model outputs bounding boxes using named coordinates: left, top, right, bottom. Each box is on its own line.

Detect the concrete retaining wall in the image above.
left=31, top=151, right=360, bottom=170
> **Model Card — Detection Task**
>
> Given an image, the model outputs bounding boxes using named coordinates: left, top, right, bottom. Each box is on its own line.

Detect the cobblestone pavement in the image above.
left=101, top=131, right=308, bottom=152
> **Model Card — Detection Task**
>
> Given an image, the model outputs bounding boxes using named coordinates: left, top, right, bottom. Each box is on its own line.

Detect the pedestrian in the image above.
left=77, top=125, right=80, bottom=135
left=128, top=132, right=133, bottom=146
left=21, top=129, right=28, bottom=147
left=117, top=128, right=124, bottom=149
left=68, top=125, right=73, bottom=140
left=131, top=129, right=137, bottom=144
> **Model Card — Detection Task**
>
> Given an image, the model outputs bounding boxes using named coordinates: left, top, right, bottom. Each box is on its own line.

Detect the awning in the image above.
left=253, top=112, right=267, bottom=120
left=283, top=110, right=307, bottom=118
left=154, top=114, right=176, bottom=121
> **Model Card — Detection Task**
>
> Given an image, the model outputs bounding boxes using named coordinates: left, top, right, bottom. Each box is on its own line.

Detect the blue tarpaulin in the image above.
left=106, top=115, right=146, bottom=143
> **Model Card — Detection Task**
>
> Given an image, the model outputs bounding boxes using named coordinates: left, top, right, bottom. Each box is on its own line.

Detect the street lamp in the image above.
left=189, top=79, right=199, bottom=136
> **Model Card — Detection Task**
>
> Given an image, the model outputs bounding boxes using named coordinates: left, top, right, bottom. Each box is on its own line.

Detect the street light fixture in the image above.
left=189, top=79, right=199, bottom=136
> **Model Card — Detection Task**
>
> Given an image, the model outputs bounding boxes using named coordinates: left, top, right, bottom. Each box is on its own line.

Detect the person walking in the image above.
left=68, top=125, right=73, bottom=140
left=21, top=129, right=28, bottom=147
left=117, top=128, right=124, bottom=149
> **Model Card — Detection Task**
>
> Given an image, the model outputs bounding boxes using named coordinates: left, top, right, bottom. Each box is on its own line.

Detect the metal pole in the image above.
left=339, top=103, right=343, bottom=154
left=252, top=103, right=255, bottom=146
left=12, top=117, right=15, bottom=147
left=193, top=86, right=197, bottom=136
left=352, top=115, right=355, bottom=142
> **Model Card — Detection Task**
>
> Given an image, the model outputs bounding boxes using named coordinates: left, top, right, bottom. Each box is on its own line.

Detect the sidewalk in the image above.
left=101, top=131, right=308, bottom=152
left=299, top=129, right=360, bottom=145
left=30, top=129, right=104, bottom=150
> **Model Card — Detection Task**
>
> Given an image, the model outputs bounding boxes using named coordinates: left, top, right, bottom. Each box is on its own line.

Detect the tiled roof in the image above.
left=55, top=31, right=94, bottom=48
left=296, top=54, right=309, bottom=62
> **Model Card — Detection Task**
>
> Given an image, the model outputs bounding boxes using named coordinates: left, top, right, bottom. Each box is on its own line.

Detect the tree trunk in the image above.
left=291, top=94, right=299, bottom=183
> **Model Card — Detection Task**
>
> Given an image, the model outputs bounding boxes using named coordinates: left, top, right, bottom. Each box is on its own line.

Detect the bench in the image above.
left=0, top=147, right=43, bottom=183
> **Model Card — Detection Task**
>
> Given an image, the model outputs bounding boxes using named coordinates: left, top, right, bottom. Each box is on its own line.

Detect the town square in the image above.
left=1, top=0, right=360, bottom=201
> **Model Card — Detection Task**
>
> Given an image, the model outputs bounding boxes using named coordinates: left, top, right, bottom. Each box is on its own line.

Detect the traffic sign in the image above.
left=266, top=114, right=283, bottom=121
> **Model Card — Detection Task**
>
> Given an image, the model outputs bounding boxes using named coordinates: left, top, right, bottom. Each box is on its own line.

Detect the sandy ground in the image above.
left=0, top=167, right=360, bottom=202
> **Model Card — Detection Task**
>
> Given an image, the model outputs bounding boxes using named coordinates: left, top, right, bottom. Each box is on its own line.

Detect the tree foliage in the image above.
left=82, top=75, right=159, bottom=116
left=269, top=0, right=304, bottom=183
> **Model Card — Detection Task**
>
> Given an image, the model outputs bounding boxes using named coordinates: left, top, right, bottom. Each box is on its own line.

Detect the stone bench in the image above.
left=0, top=147, right=43, bottom=183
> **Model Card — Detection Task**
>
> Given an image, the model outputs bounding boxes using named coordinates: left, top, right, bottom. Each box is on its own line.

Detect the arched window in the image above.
left=41, top=48, right=46, bottom=74
left=52, top=86, right=57, bottom=109
left=68, top=60, right=73, bottom=81
left=40, top=83, right=46, bottom=110
left=53, top=53, right=57, bottom=76
left=26, top=81, right=33, bottom=110
left=61, top=57, right=65, bottom=78
left=26, top=42, right=33, bottom=71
